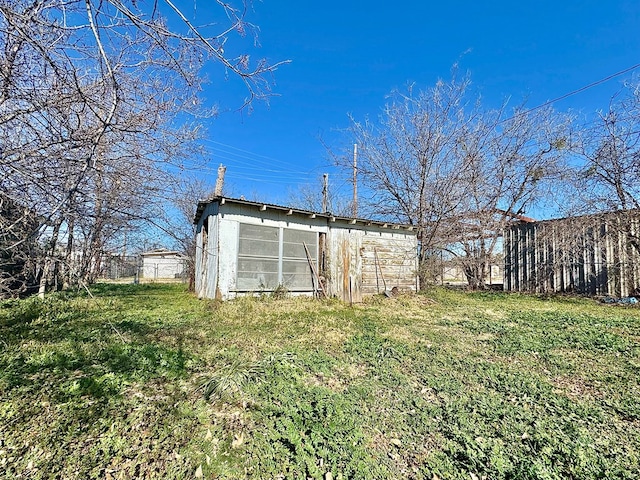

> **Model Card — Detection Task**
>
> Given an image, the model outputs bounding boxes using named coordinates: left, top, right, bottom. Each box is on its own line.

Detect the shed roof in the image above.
left=141, top=248, right=185, bottom=258
left=194, top=196, right=416, bottom=232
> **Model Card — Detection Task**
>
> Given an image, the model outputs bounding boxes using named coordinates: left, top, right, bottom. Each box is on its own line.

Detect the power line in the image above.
left=199, top=140, right=340, bottom=182
left=225, top=175, right=314, bottom=185
left=178, top=162, right=331, bottom=182
left=203, top=139, right=302, bottom=170
left=205, top=145, right=298, bottom=170
left=206, top=153, right=314, bottom=175
left=173, top=158, right=333, bottom=181
left=225, top=171, right=313, bottom=182
left=502, top=62, right=640, bottom=123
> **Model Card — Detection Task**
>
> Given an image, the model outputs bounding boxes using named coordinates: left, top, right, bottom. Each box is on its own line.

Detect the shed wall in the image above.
left=195, top=200, right=418, bottom=301
left=195, top=202, right=219, bottom=299
left=142, top=255, right=184, bottom=279
left=207, top=203, right=328, bottom=300
left=327, top=226, right=418, bottom=302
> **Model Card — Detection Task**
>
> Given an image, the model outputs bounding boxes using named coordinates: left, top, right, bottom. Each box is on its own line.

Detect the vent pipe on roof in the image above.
left=214, top=164, right=226, bottom=197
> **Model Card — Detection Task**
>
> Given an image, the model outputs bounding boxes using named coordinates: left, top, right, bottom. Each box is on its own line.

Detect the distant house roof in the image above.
left=505, top=208, right=640, bottom=227
left=141, top=248, right=185, bottom=258
left=193, top=196, right=416, bottom=232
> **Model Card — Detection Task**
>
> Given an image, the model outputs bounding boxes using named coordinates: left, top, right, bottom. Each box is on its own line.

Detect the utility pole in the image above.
left=322, top=173, right=328, bottom=213
left=214, top=164, right=226, bottom=197
left=352, top=143, right=358, bottom=218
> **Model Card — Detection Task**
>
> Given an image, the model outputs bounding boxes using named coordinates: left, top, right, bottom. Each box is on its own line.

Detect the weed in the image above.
left=270, top=284, right=289, bottom=300
left=1, top=284, right=640, bottom=479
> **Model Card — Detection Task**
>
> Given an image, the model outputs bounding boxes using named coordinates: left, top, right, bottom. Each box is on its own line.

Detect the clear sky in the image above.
left=177, top=0, right=640, bottom=205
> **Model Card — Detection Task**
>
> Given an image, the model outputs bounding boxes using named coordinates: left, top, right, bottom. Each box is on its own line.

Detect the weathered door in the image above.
left=332, top=229, right=362, bottom=302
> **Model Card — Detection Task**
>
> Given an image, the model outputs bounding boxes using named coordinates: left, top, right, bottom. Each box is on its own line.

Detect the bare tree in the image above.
left=345, top=71, right=569, bottom=288
left=570, top=81, right=640, bottom=254
left=287, top=175, right=353, bottom=217
left=159, top=175, right=213, bottom=291
left=346, top=72, right=476, bottom=287
left=0, top=0, right=285, bottom=297
left=0, top=193, right=41, bottom=297
left=449, top=105, right=570, bottom=288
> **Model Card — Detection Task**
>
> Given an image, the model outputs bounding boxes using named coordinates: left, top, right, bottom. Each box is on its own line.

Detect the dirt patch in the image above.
left=551, top=374, right=603, bottom=400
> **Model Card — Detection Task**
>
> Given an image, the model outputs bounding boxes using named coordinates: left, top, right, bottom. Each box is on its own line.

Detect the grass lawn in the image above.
left=1, top=284, right=639, bottom=479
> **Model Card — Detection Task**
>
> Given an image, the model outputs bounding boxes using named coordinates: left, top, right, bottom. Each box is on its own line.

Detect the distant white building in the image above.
left=193, top=196, right=419, bottom=301
left=141, top=249, right=186, bottom=280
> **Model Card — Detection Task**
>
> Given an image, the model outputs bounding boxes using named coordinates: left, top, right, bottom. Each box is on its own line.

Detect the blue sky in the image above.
left=175, top=0, right=640, bottom=205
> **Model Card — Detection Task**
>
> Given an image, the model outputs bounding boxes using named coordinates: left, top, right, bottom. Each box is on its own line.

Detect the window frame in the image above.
left=235, top=222, right=318, bottom=292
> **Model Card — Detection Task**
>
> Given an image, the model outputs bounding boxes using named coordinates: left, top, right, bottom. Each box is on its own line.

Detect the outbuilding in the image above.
left=141, top=248, right=186, bottom=280
left=504, top=210, right=640, bottom=297
left=193, top=196, right=418, bottom=301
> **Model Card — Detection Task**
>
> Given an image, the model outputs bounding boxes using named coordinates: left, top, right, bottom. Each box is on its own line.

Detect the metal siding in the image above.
left=195, top=219, right=204, bottom=297
left=195, top=200, right=418, bottom=301
left=505, top=211, right=640, bottom=296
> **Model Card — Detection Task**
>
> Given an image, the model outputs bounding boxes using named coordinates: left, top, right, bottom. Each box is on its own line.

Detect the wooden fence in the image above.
left=504, top=211, right=640, bottom=297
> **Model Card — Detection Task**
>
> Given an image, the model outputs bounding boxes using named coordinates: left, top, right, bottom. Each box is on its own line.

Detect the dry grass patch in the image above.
left=2, top=285, right=640, bottom=479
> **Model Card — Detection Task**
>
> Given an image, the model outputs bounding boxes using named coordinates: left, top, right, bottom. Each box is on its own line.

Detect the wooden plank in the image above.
left=303, top=242, right=325, bottom=298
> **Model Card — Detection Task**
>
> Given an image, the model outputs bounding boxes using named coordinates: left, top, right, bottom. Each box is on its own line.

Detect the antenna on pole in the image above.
left=352, top=144, right=358, bottom=218
left=322, top=173, right=328, bottom=213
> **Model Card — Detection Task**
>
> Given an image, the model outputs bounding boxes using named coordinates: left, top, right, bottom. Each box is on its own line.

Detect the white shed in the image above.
left=193, top=197, right=418, bottom=301
left=141, top=249, right=186, bottom=280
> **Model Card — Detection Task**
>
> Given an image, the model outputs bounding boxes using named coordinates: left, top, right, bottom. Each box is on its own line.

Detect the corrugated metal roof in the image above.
left=193, top=196, right=416, bottom=232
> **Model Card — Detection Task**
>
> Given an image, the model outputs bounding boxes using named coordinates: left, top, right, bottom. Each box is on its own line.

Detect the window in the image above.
left=237, top=224, right=279, bottom=290
left=236, top=223, right=318, bottom=291
left=282, top=228, right=317, bottom=290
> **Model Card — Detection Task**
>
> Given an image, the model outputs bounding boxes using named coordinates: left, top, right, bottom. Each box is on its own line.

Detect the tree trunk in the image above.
left=62, top=216, right=75, bottom=289
left=463, top=260, right=488, bottom=290
left=38, top=220, right=62, bottom=298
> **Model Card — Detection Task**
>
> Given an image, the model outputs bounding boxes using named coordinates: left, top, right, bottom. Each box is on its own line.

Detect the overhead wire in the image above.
left=500, top=62, right=640, bottom=123
left=187, top=64, right=640, bottom=194
left=204, top=147, right=311, bottom=174
left=194, top=138, right=339, bottom=185
left=174, top=157, right=326, bottom=181
left=175, top=136, right=351, bottom=189
left=202, top=139, right=304, bottom=170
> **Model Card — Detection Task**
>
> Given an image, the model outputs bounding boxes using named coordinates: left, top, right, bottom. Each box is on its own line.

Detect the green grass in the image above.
left=1, top=285, right=639, bottom=479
